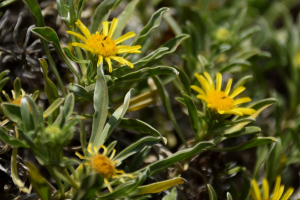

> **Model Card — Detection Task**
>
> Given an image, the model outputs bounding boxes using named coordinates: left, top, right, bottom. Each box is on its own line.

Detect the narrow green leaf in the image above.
left=73, top=174, right=104, bottom=200
left=0, top=128, right=28, bottom=148
left=113, top=0, right=140, bottom=38
left=13, top=78, right=21, bottom=99
left=173, top=66, right=191, bottom=95
left=182, top=92, right=200, bottom=141
left=32, top=28, right=80, bottom=81
left=2, top=103, right=22, bottom=124
left=113, top=66, right=178, bottom=83
left=39, top=58, right=59, bottom=106
left=220, top=60, right=251, bottom=73
left=129, top=146, right=151, bottom=171
left=77, top=0, right=86, bottom=19
left=90, top=0, right=121, bottom=33
left=227, top=192, right=233, bottom=200
left=23, top=95, right=40, bottom=129
left=207, top=184, right=217, bottom=200
left=62, top=93, right=74, bottom=120
left=224, top=126, right=261, bottom=137
left=95, top=89, right=132, bottom=148
left=239, top=174, right=251, bottom=200
left=69, top=83, right=93, bottom=102
left=136, top=177, right=184, bottom=195
left=43, top=98, right=64, bottom=118
left=63, top=47, right=89, bottom=64
left=131, top=7, right=169, bottom=46
left=26, top=162, right=50, bottom=200
left=152, top=76, right=187, bottom=146
left=113, top=136, right=161, bottom=164
left=134, top=34, right=190, bottom=68
left=118, top=118, right=165, bottom=141
left=138, top=141, right=214, bottom=176
left=211, top=137, right=277, bottom=151
left=90, top=64, right=109, bottom=147
left=232, top=75, right=253, bottom=91
left=0, top=70, right=10, bottom=81
left=20, top=98, right=34, bottom=133
left=266, top=138, right=282, bottom=183
left=0, top=0, right=17, bottom=8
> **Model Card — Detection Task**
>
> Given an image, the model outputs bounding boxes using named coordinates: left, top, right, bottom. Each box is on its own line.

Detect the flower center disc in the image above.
left=207, top=91, right=235, bottom=111
left=87, top=33, right=117, bottom=57
left=11, top=97, right=22, bottom=106
left=91, top=154, right=115, bottom=178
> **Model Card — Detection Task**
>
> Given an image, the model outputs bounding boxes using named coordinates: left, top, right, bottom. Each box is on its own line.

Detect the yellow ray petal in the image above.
left=224, top=78, right=233, bottom=95
left=108, top=18, right=118, bottom=38
left=97, top=55, right=103, bottom=67
left=195, top=73, right=211, bottom=94
left=117, top=45, right=142, bottom=54
left=272, top=185, right=284, bottom=200
left=117, top=45, right=141, bottom=50
left=66, top=31, right=88, bottom=44
left=196, top=95, right=208, bottom=102
left=203, top=72, right=215, bottom=90
left=75, top=152, right=85, bottom=159
left=104, top=178, right=113, bottom=193
left=223, top=109, right=243, bottom=116
left=110, top=149, right=116, bottom=159
left=271, top=177, right=281, bottom=200
left=250, top=190, right=260, bottom=200
left=280, top=188, right=294, bottom=200
left=251, top=179, right=262, bottom=200
left=71, top=42, right=93, bottom=52
left=110, top=56, right=125, bottom=65
left=115, top=57, right=134, bottom=68
left=234, top=97, right=251, bottom=105
left=115, top=31, right=136, bottom=44
left=229, top=86, right=246, bottom=98
left=105, top=57, right=113, bottom=72
left=216, top=72, right=222, bottom=91
left=190, top=85, right=205, bottom=95
left=233, top=108, right=256, bottom=115
left=102, top=21, right=109, bottom=36
left=262, top=179, right=269, bottom=200
left=87, top=143, right=94, bottom=156
left=75, top=20, right=91, bottom=38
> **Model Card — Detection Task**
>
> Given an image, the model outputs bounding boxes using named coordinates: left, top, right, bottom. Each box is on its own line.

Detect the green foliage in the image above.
left=1, top=0, right=299, bottom=199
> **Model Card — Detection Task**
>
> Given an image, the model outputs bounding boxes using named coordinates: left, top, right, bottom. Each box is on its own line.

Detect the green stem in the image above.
left=22, top=0, right=66, bottom=97
left=47, top=167, right=65, bottom=199
left=61, top=55, right=82, bottom=85
left=41, top=40, right=66, bottom=97
left=62, top=169, right=79, bottom=190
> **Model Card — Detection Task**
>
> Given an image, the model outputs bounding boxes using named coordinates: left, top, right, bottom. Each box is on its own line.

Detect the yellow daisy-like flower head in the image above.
left=76, top=144, right=133, bottom=192
left=2, top=89, right=26, bottom=106
left=250, top=176, right=294, bottom=200
left=191, top=72, right=256, bottom=116
left=67, top=18, right=141, bottom=73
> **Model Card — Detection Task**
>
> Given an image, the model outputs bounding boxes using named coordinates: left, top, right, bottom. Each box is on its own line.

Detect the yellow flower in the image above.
left=191, top=72, right=256, bottom=116
left=250, top=176, right=294, bottom=200
left=215, top=27, right=230, bottom=41
left=76, top=144, right=133, bottom=192
left=2, top=89, right=26, bottom=106
left=67, top=18, right=141, bottom=72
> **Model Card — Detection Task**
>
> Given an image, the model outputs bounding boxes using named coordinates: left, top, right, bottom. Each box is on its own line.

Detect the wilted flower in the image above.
left=67, top=18, right=141, bottom=72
